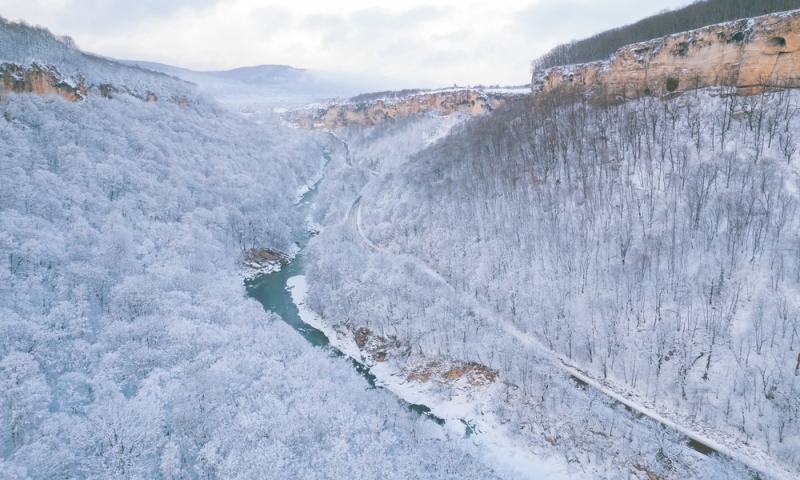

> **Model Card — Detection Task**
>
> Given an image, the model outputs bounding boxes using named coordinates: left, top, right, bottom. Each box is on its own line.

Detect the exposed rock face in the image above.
left=532, top=9, right=800, bottom=99
left=0, top=62, right=185, bottom=104
left=287, top=89, right=508, bottom=129
left=0, top=63, right=86, bottom=101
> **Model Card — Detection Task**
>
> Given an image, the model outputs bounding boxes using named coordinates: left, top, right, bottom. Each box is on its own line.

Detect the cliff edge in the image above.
left=285, top=89, right=516, bottom=130
left=532, top=9, right=800, bottom=99
left=0, top=16, right=196, bottom=103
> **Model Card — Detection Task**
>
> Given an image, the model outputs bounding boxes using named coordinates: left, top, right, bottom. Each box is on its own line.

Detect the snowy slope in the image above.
left=0, top=17, right=499, bottom=479
left=302, top=87, right=800, bottom=479
left=0, top=17, right=197, bottom=101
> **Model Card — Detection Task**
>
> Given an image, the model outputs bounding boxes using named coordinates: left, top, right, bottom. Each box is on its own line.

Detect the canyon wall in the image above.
left=0, top=63, right=88, bottom=101
left=532, top=9, right=800, bottom=99
left=1, top=62, right=184, bottom=104
left=286, top=89, right=510, bottom=129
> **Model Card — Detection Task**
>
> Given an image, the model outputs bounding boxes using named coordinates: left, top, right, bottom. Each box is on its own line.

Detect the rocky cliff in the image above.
left=0, top=62, right=185, bottom=104
left=0, top=63, right=87, bottom=101
left=1, top=16, right=196, bottom=104
left=286, top=89, right=511, bottom=129
left=532, top=9, right=800, bottom=99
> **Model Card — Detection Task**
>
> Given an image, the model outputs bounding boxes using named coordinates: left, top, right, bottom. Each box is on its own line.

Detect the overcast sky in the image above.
left=1, top=0, right=691, bottom=86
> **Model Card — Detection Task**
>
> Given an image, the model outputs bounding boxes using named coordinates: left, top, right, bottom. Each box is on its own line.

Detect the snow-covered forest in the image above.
left=5, top=3, right=800, bottom=478
left=0, top=18, right=497, bottom=479
left=305, top=86, right=800, bottom=477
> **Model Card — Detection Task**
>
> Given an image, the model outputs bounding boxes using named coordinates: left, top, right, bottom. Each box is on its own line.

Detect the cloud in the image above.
left=514, top=0, right=690, bottom=46
left=250, top=5, right=295, bottom=40
left=292, top=5, right=524, bottom=85
left=303, top=6, right=443, bottom=52
left=72, top=0, right=215, bottom=21
left=0, top=0, right=694, bottom=87
left=1, top=0, right=218, bottom=34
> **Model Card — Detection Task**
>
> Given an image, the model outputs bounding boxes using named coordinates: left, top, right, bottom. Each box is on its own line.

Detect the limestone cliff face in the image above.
left=0, top=62, right=184, bottom=104
left=532, top=9, right=800, bottom=99
left=288, top=89, right=508, bottom=129
left=0, top=64, right=88, bottom=101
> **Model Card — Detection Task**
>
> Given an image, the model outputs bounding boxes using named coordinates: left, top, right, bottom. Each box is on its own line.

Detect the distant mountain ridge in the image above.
left=124, top=61, right=303, bottom=85
left=121, top=60, right=429, bottom=109
left=206, top=64, right=301, bottom=85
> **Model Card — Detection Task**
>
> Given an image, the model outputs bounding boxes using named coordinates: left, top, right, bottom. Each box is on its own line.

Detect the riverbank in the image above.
left=287, top=274, right=574, bottom=479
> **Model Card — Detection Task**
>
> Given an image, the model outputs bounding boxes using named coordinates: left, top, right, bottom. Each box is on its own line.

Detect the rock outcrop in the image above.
left=0, top=62, right=187, bottom=104
left=532, top=9, right=800, bottom=99
left=0, top=63, right=87, bottom=101
left=287, top=89, right=511, bottom=129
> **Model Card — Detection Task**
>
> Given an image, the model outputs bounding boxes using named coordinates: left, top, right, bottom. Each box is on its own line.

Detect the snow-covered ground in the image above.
left=0, top=17, right=506, bottom=478
left=300, top=88, right=800, bottom=478
left=288, top=274, right=575, bottom=480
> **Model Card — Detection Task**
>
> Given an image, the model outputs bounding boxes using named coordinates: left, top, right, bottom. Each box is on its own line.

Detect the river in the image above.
left=244, top=152, right=446, bottom=426
left=243, top=149, right=729, bottom=473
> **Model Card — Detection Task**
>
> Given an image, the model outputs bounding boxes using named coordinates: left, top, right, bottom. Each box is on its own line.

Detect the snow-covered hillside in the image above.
left=0, top=17, right=196, bottom=101
left=303, top=86, right=800, bottom=478
left=8, top=5, right=800, bottom=479
left=0, top=18, right=497, bottom=479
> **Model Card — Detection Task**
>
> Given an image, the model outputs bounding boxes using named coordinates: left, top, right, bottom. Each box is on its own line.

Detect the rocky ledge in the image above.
left=532, top=9, right=800, bottom=99
left=0, top=62, right=189, bottom=105
left=286, top=89, right=516, bottom=129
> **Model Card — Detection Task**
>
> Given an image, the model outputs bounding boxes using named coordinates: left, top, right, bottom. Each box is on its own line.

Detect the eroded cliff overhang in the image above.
left=532, top=9, right=800, bottom=99
left=0, top=62, right=189, bottom=105
left=286, top=89, right=513, bottom=130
